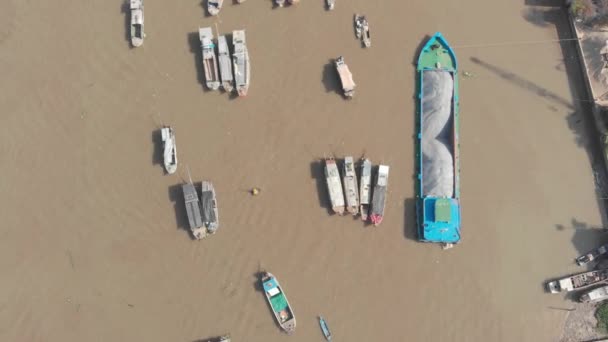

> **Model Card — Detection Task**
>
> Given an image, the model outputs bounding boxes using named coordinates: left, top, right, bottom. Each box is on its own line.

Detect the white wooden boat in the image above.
left=218, top=35, right=234, bottom=92
left=275, top=0, right=285, bottom=7
left=232, top=30, right=250, bottom=96
left=207, top=0, right=224, bottom=16
left=326, top=0, right=335, bottom=10
left=324, top=158, right=345, bottom=215
left=130, top=0, right=144, bottom=47
left=547, top=269, right=608, bottom=293
left=335, top=56, right=355, bottom=98
left=160, top=126, right=177, bottom=174
left=359, top=158, right=372, bottom=221
left=199, top=27, right=221, bottom=90
left=342, top=156, right=359, bottom=215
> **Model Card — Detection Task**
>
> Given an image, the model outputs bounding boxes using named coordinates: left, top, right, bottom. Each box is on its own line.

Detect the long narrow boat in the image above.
left=342, top=156, right=359, bottom=215
left=182, top=181, right=206, bottom=239
left=319, top=316, right=332, bottom=341
left=261, top=272, right=296, bottom=334
left=194, top=335, right=231, bottom=342
left=130, top=0, right=144, bottom=47
left=160, top=126, right=177, bottom=174
left=218, top=35, right=234, bottom=93
left=370, top=165, right=389, bottom=226
left=199, top=27, right=221, bottom=90
left=207, top=0, right=223, bottom=16
left=324, top=158, right=345, bottom=215
left=232, top=30, right=250, bottom=96
left=359, top=158, right=372, bottom=221
left=416, top=32, right=461, bottom=245
left=576, top=243, right=608, bottom=266
left=547, top=269, right=608, bottom=293
left=201, top=181, right=219, bottom=235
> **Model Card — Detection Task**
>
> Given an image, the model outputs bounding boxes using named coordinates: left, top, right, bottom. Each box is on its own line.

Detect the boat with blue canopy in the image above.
left=261, top=272, right=296, bottom=334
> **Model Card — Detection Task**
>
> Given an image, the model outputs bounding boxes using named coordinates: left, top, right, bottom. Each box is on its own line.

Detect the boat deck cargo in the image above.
left=547, top=269, right=608, bottom=293
left=182, top=182, right=206, bottom=239
left=199, top=27, right=221, bottom=90
left=416, top=32, right=461, bottom=245
left=324, top=158, right=345, bottom=215
left=370, top=165, right=389, bottom=226
left=342, top=156, right=359, bottom=215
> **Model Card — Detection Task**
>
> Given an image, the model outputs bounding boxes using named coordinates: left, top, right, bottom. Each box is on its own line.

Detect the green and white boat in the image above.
left=261, top=272, right=296, bottom=334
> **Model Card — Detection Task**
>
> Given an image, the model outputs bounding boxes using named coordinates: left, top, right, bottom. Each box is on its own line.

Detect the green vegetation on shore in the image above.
left=570, top=0, right=608, bottom=27
left=596, top=302, right=608, bottom=331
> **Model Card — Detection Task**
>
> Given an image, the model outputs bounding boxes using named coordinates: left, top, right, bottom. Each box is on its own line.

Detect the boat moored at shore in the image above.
left=547, top=269, right=608, bottom=293
left=261, top=272, right=296, bottom=334
left=579, top=285, right=608, bottom=303
left=576, top=244, right=608, bottom=266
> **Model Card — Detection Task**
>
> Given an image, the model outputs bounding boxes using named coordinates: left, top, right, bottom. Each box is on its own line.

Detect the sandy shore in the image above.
left=0, top=0, right=605, bottom=341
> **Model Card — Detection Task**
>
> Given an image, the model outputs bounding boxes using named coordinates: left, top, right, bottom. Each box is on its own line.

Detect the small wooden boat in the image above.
left=335, top=56, right=355, bottom=98
left=370, top=165, right=389, bottom=226
left=359, top=158, right=372, bottom=221
left=275, top=0, right=286, bottom=7
left=130, top=0, right=144, bottom=47
left=207, top=0, right=223, bottom=16
left=319, top=316, right=332, bottom=341
left=576, top=244, right=608, bottom=266
left=261, top=272, right=296, bottom=334
left=236, top=0, right=246, bottom=3
left=287, top=0, right=300, bottom=4
left=547, top=269, right=608, bottom=293
left=201, top=181, right=219, bottom=234
left=580, top=285, right=608, bottom=303
left=232, top=30, right=250, bottom=97
left=182, top=181, right=206, bottom=239
left=160, top=126, right=177, bottom=174
left=354, top=14, right=363, bottom=39
left=342, top=156, right=359, bottom=215
left=199, top=27, right=221, bottom=90
left=326, top=0, right=335, bottom=10
left=324, top=158, right=345, bottom=215
left=361, top=16, right=371, bottom=48
left=218, top=35, right=234, bottom=93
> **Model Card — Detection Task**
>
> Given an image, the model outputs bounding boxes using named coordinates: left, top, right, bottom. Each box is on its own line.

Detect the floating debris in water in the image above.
left=462, top=71, right=474, bottom=78
left=251, top=187, right=260, bottom=196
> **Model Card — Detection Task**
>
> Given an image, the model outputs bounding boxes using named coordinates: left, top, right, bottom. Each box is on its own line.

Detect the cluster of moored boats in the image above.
left=546, top=243, right=608, bottom=303
left=325, top=157, right=389, bottom=226
left=199, top=27, right=250, bottom=96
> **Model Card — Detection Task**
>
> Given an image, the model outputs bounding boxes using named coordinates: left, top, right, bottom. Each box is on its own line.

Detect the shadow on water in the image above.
left=188, top=32, right=208, bottom=91
left=403, top=198, right=418, bottom=241
left=321, top=59, right=342, bottom=96
left=151, top=129, right=164, bottom=169
left=524, top=0, right=563, bottom=7
left=168, top=183, right=192, bottom=237
left=121, top=1, right=132, bottom=48
left=555, top=218, right=608, bottom=255
left=520, top=5, right=608, bottom=223
left=310, top=160, right=333, bottom=215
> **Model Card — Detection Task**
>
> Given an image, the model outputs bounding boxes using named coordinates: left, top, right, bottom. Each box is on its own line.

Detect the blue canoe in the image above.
left=319, top=316, right=332, bottom=341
